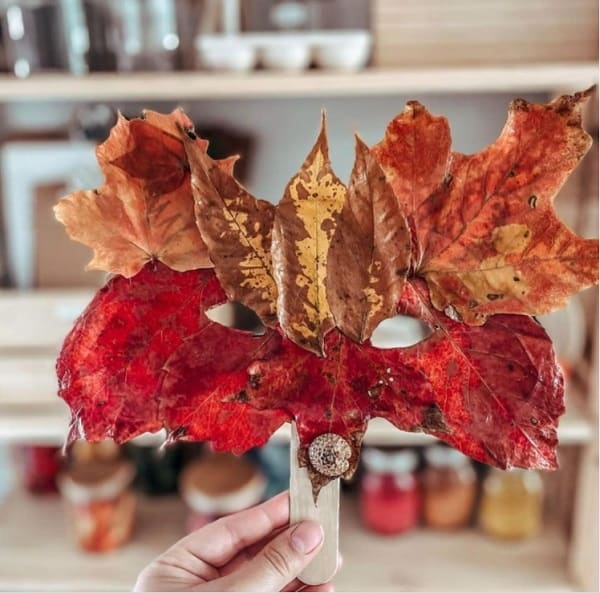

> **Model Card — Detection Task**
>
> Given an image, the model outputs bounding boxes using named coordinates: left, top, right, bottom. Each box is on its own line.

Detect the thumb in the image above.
left=222, top=520, right=324, bottom=592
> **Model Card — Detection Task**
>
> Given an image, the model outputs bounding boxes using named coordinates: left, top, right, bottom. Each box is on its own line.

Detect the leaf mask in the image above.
left=55, top=92, right=598, bottom=498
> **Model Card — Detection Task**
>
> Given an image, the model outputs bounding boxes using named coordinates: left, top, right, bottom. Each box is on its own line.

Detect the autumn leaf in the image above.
left=242, top=279, right=563, bottom=497
left=57, top=262, right=563, bottom=498
left=57, top=262, right=288, bottom=449
left=272, top=115, right=347, bottom=355
left=371, top=100, right=451, bottom=264
left=185, top=135, right=279, bottom=327
left=160, top=325, right=288, bottom=452
left=327, top=137, right=411, bottom=342
left=373, top=91, right=599, bottom=324
left=54, top=110, right=213, bottom=277
left=374, top=280, right=564, bottom=471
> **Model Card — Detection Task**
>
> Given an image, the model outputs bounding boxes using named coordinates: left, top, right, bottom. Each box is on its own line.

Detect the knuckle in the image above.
left=262, top=544, right=294, bottom=578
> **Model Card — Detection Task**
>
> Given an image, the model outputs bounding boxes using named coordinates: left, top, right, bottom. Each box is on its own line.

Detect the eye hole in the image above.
left=370, top=315, right=432, bottom=349
left=206, top=302, right=266, bottom=335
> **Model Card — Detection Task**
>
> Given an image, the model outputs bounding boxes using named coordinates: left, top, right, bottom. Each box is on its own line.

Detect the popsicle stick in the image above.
left=289, top=423, right=340, bottom=586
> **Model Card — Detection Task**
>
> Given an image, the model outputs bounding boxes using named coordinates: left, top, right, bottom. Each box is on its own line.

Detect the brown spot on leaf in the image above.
left=421, top=404, right=450, bottom=433
left=233, top=390, right=249, bottom=403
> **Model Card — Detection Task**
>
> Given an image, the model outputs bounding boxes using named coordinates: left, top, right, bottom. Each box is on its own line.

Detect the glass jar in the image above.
left=359, top=448, right=420, bottom=535
left=179, top=451, right=267, bottom=533
left=13, top=445, right=61, bottom=494
left=421, top=445, right=477, bottom=530
left=104, top=0, right=183, bottom=71
left=479, top=468, right=544, bottom=540
left=58, top=452, right=136, bottom=552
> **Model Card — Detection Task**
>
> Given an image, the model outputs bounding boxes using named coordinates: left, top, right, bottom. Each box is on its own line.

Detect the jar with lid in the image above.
left=359, top=448, right=420, bottom=535
left=58, top=441, right=137, bottom=552
left=179, top=451, right=267, bottom=533
left=421, top=445, right=477, bottom=530
left=478, top=468, right=544, bottom=540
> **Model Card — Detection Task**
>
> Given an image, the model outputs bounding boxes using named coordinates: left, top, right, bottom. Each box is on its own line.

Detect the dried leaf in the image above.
left=327, top=137, right=411, bottom=342
left=374, top=280, right=564, bottom=471
left=373, top=91, right=599, bottom=324
left=54, top=111, right=211, bottom=277
left=57, top=264, right=564, bottom=497
left=160, top=327, right=288, bottom=452
left=372, top=100, right=451, bottom=264
left=57, top=262, right=287, bottom=448
left=272, top=116, right=347, bottom=354
left=243, top=280, right=563, bottom=497
left=185, top=137, right=278, bottom=326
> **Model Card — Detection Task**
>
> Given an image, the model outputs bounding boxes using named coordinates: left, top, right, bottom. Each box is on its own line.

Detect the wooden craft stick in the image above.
left=289, top=423, right=340, bottom=586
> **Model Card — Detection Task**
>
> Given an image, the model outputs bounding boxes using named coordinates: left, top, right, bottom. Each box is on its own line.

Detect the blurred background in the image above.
left=0, top=0, right=598, bottom=591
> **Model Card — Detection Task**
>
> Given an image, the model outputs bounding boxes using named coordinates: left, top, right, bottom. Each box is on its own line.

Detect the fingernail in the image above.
left=290, top=521, right=323, bottom=554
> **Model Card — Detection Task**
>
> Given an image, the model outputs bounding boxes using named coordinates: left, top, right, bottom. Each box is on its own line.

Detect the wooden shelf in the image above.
left=0, top=63, right=596, bottom=102
left=0, top=489, right=575, bottom=592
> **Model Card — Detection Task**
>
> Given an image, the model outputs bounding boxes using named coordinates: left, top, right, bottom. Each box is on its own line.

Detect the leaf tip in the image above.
left=353, top=132, right=369, bottom=152
left=404, top=100, right=427, bottom=118
left=315, top=110, right=330, bottom=160
left=319, top=108, right=327, bottom=128
left=550, top=86, right=596, bottom=118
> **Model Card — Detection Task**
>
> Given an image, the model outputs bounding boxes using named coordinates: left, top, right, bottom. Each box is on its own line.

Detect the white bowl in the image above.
left=260, top=40, right=311, bottom=71
left=197, top=38, right=257, bottom=72
left=313, top=31, right=372, bottom=71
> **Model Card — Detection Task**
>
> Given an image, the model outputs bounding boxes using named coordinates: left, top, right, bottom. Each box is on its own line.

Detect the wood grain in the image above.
left=289, top=423, right=340, bottom=585
left=373, top=0, right=598, bottom=67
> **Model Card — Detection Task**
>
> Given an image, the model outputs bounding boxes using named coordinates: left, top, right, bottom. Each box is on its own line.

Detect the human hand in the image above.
left=134, top=491, right=336, bottom=592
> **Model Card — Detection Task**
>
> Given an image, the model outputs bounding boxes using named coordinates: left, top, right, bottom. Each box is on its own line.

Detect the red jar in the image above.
left=360, top=448, right=420, bottom=535
left=14, top=445, right=61, bottom=494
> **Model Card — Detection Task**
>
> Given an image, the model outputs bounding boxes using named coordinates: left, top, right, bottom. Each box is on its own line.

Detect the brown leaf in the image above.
left=373, top=91, right=599, bottom=324
left=327, top=137, right=411, bottom=342
left=54, top=111, right=211, bottom=278
left=186, top=137, right=278, bottom=327
left=272, top=116, right=346, bottom=355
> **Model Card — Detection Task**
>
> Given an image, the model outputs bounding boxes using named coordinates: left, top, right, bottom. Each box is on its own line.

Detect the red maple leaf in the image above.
left=57, top=263, right=563, bottom=497
left=58, top=263, right=288, bottom=450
